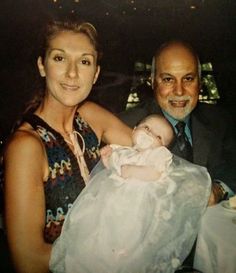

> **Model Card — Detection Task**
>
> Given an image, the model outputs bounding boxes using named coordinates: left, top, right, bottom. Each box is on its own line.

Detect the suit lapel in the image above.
left=191, top=113, right=212, bottom=166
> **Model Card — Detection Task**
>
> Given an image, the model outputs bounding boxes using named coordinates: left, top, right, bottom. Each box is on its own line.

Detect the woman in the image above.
left=4, top=17, right=132, bottom=273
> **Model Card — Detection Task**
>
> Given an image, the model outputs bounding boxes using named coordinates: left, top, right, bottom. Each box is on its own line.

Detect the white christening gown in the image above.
left=50, top=145, right=211, bottom=273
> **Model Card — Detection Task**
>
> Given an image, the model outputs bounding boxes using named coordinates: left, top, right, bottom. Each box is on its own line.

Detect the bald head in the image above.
left=153, top=40, right=201, bottom=79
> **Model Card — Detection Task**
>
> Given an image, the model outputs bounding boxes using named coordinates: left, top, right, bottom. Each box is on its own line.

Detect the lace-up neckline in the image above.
left=63, top=130, right=90, bottom=185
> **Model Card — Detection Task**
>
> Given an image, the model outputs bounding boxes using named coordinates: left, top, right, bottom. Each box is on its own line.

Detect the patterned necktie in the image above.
left=175, top=121, right=193, bottom=162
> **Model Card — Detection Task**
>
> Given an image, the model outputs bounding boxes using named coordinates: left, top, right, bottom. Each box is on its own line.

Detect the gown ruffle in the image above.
left=50, top=155, right=211, bottom=273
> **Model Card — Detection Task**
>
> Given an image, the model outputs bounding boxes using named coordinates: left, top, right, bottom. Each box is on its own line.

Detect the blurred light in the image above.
left=202, top=62, right=213, bottom=71
left=74, top=0, right=79, bottom=2
left=105, top=12, right=109, bottom=16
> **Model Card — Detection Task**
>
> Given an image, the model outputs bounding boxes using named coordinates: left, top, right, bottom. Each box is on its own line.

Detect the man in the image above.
left=119, top=40, right=236, bottom=205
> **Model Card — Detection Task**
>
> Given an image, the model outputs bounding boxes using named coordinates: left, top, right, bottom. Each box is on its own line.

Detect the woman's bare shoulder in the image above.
left=4, top=124, right=44, bottom=157
left=79, top=101, right=109, bottom=117
left=77, top=101, right=112, bottom=138
left=4, top=123, right=49, bottom=181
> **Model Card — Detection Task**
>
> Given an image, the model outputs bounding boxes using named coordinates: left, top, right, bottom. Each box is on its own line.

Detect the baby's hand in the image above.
left=100, top=145, right=113, bottom=168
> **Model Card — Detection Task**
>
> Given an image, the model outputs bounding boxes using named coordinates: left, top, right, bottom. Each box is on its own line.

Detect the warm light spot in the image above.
left=105, top=11, right=109, bottom=16
left=74, top=0, right=79, bottom=2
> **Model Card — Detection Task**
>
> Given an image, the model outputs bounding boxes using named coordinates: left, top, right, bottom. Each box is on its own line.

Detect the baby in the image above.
left=50, top=115, right=211, bottom=273
left=101, top=114, right=174, bottom=181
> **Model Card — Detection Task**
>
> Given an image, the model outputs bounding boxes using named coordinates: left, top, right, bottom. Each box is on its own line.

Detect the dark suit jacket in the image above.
left=119, top=99, right=236, bottom=192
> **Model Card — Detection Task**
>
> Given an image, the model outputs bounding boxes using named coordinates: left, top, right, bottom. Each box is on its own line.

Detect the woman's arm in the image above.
left=79, top=101, right=132, bottom=146
left=4, top=130, right=51, bottom=273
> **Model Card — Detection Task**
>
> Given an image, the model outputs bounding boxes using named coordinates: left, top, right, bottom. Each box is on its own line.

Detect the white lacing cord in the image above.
left=65, top=131, right=90, bottom=185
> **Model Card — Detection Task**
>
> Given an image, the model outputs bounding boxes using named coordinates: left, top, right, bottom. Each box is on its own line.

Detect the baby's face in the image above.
left=133, top=120, right=163, bottom=150
left=132, top=117, right=173, bottom=150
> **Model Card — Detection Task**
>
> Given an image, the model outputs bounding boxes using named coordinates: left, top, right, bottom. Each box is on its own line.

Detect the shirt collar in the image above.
left=161, top=110, right=190, bottom=128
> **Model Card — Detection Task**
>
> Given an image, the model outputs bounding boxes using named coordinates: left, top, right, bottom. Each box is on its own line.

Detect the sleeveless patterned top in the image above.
left=24, top=112, right=100, bottom=243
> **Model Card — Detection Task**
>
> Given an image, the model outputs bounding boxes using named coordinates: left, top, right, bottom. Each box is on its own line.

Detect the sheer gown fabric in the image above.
left=50, top=147, right=211, bottom=273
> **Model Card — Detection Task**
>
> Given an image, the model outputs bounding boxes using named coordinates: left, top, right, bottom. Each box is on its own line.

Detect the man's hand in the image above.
left=208, top=182, right=226, bottom=206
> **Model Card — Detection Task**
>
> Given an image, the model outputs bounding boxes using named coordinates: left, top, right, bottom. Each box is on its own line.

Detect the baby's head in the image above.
left=132, top=114, right=174, bottom=150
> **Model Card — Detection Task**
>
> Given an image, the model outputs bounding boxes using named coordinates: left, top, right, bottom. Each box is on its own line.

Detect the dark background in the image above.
left=1, top=0, right=236, bottom=139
